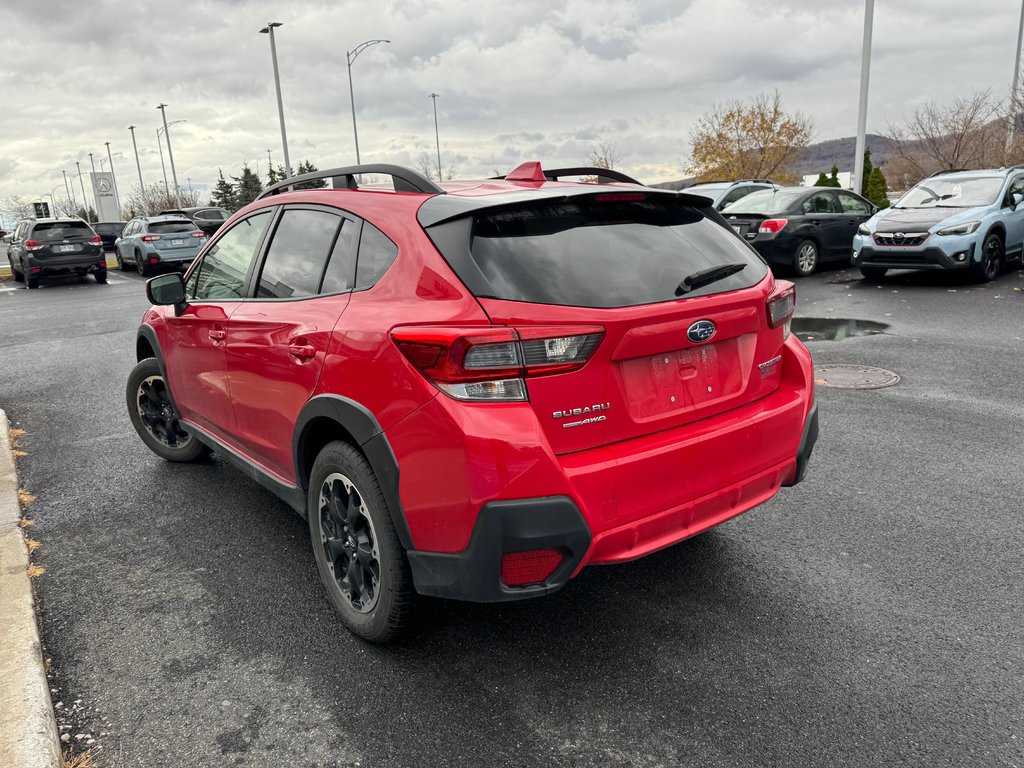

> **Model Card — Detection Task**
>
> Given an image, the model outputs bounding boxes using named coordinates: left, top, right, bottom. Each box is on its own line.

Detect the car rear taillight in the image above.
left=392, top=326, right=604, bottom=402
left=767, top=281, right=796, bottom=340
left=89, top=235, right=102, bottom=246
left=25, top=239, right=42, bottom=250
left=501, top=548, right=564, bottom=586
left=191, top=231, right=206, bottom=239
left=141, top=234, right=160, bottom=242
left=759, top=218, right=788, bottom=234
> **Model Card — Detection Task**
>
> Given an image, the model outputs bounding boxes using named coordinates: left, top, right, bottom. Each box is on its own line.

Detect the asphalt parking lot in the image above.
left=1, top=264, right=1022, bottom=767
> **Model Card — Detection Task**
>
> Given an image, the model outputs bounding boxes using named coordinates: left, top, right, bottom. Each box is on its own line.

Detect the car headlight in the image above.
left=936, top=221, right=981, bottom=236
left=857, top=223, right=871, bottom=236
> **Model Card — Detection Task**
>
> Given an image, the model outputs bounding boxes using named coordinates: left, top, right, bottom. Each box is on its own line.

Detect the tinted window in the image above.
left=194, top=209, right=228, bottom=221
left=94, top=223, right=125, bottom=235
left=467, top=197, right=768, bottom=308
left=354, top=223, right=398, bottom=290
left=837, top=193, right=871, bottom=215
left=802, top=192, right=839, bottom=214
left=31, top=222, right=93, bottom=241
left=722, top=189, right=804, bottom=215
left=149, top=221, right=195, bottom=234
left=320, top=219, right=360, bottom=294
left=256, top=209, right=340, bottom=299
left=191, top=211, right=272, bottom=300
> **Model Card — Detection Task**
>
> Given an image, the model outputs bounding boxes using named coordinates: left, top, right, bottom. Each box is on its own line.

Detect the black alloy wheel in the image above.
left=969, top=233, right=1003, bottom=283
left=308, top=441, right=413, bottom=643
left=125, top=357, right=208, bottom=462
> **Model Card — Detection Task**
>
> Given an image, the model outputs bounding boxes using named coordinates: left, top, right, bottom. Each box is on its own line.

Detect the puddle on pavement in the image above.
left=792, top=317, right=889, bottom=342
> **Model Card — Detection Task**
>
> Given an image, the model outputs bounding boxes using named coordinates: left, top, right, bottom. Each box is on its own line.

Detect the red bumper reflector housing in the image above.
left=500, top=548, right=564, bottom=587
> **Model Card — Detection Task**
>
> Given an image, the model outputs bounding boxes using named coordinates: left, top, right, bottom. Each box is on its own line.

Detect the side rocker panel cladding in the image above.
left=293, top=395, right=414, bottom=550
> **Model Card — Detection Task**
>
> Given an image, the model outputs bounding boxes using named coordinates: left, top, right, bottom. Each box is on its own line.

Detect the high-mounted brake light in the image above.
left=392, top=326, right=604, bottom=402
left=141, top=234, right=161, bottom=242
left=759, top=218, right=789, bottom=234
left=767, top=281, right=796, bottom=340
left=24, top=239, right=42, bottom=250
left=88, top=235, right=103, bottom=246
left=594, top=193, right=647, bottom=202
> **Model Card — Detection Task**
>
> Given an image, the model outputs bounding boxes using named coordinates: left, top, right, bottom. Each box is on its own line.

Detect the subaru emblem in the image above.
left=687, top=320, right=716, bottom=343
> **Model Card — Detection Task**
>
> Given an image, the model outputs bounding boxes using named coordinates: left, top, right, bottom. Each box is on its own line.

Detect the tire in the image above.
left=117, top=250, right=132, bottom=272
left=125, top=357, right=208, bottom=462
left=12, top=265, right=24, bottom=282
left=308, top=441, right=414, bottom=643
left=969, top=233, right=1003, bottom=283
left=27, top=277, right=39, bottom=289
left=860, top=266, right=888, bottom=281
left=137, top=251, right=151, bottom=277
left=793, top=239, right=819, bottom=277
left=94, top=270, right=107, bottom=284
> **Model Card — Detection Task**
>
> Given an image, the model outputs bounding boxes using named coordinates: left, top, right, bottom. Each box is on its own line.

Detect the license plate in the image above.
left=170, top=239, right=184, bottom=246
left=58, top=244, right=76, bottom=252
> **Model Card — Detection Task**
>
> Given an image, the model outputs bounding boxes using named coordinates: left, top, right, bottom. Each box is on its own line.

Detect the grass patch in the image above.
left=26, top=563, right=45, bottom=578
left=25, top=537, right=40, bottom=553
left=17, top=488, right=36, bottom=507
left=18, top=517, right=35, bottom=528
left=63, top=749, right=99, bottom=768
left=9, top=427, right=27, bottom=456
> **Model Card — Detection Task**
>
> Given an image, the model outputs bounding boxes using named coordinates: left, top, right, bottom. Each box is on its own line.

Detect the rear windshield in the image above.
left=94, top=224, right=124, bottom=234
left=466, top=197, right=767, bottom=308
left=32, top=222, right=93, bottom=241
left=149, top=221, right=195, bottom=234
left=722, top=190, right=804, bottom=215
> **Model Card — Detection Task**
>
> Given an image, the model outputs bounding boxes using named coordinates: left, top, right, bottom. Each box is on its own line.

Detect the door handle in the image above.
left=208, top=329, right=226, bottom=342
left=288, top=343, right=316, bottom=359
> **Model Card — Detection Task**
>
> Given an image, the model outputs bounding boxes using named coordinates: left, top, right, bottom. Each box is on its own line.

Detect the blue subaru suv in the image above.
left=852, top=168, right=1024, bottom=282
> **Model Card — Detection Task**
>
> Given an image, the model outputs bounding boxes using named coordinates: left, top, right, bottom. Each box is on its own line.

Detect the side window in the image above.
left=720, top=186, right=753, bottom=207
left=319, top=218, right=361, bottom=294
left=190, top=211, right=272, bottom=300
left=256, top=209, right=340, bottom=299
left=838, top=192, right=871, bottom=215
left=1007, top=175, right=1024, bottom=201
left=354, top=222, right=398, bottom=291
left=802, top=192, right=838, bottom=214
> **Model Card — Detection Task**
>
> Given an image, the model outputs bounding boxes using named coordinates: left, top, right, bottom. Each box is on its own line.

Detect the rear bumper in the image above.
left=396, top=339, right=817, bottom=602
left=26, top=254, right=105, bottom=275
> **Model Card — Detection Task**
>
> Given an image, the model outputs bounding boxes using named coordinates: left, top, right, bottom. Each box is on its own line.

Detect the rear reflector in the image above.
left=149, top=256, right=159, bottom=264
left=767, top=281, right=796, bottom=340
left=759, top=218, right=789, bottom=234
left=501, top=548, right=564, bottom=586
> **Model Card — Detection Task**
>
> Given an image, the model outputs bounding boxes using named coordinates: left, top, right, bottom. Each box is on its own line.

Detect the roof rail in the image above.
left=257, top=163, right=445, bottom=200
left=541, top=166, right=642, bottom=185
left=691, top=178, right=775, bottom=185
left=927, top=168, right=971, bottom=177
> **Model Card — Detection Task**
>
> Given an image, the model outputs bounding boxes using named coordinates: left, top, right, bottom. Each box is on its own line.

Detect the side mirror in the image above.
left=146, top=273, right=187, bottom=314
left=1012, top=193, right=1024, bottom=209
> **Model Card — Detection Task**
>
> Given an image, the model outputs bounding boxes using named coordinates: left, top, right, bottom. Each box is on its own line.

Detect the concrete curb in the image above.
left=0, top=409, right=62, bottom=768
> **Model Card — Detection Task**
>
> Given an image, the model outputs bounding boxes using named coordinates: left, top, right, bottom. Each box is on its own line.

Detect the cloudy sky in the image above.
left=1, top=0, right=1020, bottom=213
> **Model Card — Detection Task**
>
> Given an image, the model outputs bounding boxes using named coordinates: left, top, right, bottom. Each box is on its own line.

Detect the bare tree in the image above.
left=416, top=152, right=458, bottom=181
left=688, top=91, right=813, bottom=183
left=121, top=183, right=200, bottom=218
left=1, top=195, right=35, bottom=222
left=885, top=91, right=1005, bottom=182
left=588, top=142, right=620, bottom=170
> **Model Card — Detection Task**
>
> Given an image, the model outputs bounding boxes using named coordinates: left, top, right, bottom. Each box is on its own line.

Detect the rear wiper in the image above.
left=675, top=262, right=746, bottom=296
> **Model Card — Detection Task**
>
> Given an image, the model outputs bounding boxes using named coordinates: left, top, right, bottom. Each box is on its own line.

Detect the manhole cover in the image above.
left=814, top=364, right=900, bottom=389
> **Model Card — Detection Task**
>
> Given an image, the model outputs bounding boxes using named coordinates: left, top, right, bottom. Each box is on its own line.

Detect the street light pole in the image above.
left=128, top=125, right=146, bottom=201
left=852, top=0, right=875, bottom=196
left=75, top=161, right=90, bottom=220
left=156, top=128, right=169, bottom=199
left=105, top=141, right=121, bottom=215
left=62, top=170, right=76, bottom=210
left=346, top=38, right=391, bottom=164
left=429, top=92, right=442, bottom=179
left=1006, top=0, right=1024, bottom=153
left=157, top=103, right=181, bottom=206
left=259, top=22, right=291, bottom=177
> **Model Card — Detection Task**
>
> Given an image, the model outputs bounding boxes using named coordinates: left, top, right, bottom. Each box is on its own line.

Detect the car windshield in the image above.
left=149, top=221, right=195, bottom=234
left=895, top=176, right=1003, bottom=208
left=31, top=222, right=93, bottom=241
left=721, top=189, right=804, bottom=215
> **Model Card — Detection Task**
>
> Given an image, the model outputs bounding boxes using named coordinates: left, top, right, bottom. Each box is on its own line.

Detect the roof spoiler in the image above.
left=491, top=162, right=642, bottom=185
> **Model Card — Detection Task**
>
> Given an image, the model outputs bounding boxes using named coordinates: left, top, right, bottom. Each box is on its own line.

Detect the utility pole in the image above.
left=105, top=141, right=121, bottom=215
left=157, top=128, right=170, bottom=198
left=75, top=161, right=90, bottom=220
left=852, top=0, right=874, bottom=197
left=128, top=125, right=145, bottom=198
left=1006, top=0, right=1024, bottom=154
left=157, top=103, right=181, bottom=205
left=429, top=92, right=442, bottom=179
left=259, top=23, right=291, bottom=177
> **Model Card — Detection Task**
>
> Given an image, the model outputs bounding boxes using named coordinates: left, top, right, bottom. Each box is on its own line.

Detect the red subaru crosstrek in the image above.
left=127, top=162, right=818, bottom=642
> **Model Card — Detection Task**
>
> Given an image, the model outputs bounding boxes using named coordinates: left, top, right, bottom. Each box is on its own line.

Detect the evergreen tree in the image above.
left=232, top=164, right=264, bottom=208
left=866, top=166, right=890, bottom=208
left=293, top=160, right=327, bottom=189
left=828, top=165, right=842, bottom=188
left=861, top=150, right=874, bottom=196
left=267, top=164, right=288, bottom=186
left=210, top=169, right=237, bottom=211
left=813, top=171, right=831, bottom=187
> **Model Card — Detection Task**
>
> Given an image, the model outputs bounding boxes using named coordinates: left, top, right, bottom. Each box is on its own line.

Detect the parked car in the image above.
left=159, top=206, right=231, bottom=236
left=127, top=161, right=818, bottom=642
left=852, top=168, right=1024, bottom=282
left=6, top=217, right=106, bottom=288
left=114, top=215, right=207, bottom=276
left=721, top=186, right=877, bottom=276
left=92, top=221, right=126, bottom=250
left=684, top=179, right=779, bottom=211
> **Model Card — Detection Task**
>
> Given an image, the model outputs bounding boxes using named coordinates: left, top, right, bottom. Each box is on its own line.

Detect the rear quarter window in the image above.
left=463, top=197, right=768, bottom=308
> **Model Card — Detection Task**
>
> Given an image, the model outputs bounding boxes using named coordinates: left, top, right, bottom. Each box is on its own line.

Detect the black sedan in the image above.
left=720, top=187, right=878, bottom=276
